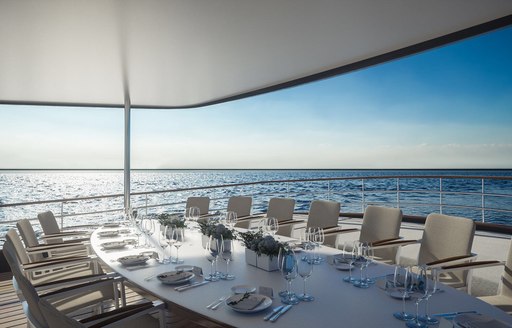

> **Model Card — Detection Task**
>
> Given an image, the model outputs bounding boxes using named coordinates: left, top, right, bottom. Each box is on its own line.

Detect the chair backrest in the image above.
left=500, top=239, right=512, bottom=298
left=227, top=196, right=252, bottom=217
left=307, top=200, right=340, bottom=229
left=267, top=198, right=295, bottom=222
left=4, top=230, right=49, bottom=328
left=419, top=213, right=475, bottom=265
left=186, top=197, right=210, bottom=215
left=5, top=229, right=31, bottom=265
left=359, top=206, right=402, bottom=243
left=17, top=219, right=44, bottom=261
left=38, top=211, right=61, bottom=235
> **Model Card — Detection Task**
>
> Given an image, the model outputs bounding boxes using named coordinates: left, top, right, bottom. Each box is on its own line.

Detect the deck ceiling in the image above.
left=0, top=1, right=511, bottom=109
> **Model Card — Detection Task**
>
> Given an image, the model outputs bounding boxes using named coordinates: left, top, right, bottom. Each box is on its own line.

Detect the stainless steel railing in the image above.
left=1, top=175, right=511, bottom=230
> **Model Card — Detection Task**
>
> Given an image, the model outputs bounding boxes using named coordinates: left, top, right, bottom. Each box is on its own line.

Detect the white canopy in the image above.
left=0, top=0, right=511, bottom=109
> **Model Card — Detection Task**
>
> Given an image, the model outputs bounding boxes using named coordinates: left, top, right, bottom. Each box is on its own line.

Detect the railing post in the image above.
left=482, top=179, right=485, bottom=223
left=396, top=178, right=400, bottom=209
left=60, top=202, right=64, bottom=229
left=439, top=178, right=443, bottom=214
left=361, top=178, right=365, bottom=212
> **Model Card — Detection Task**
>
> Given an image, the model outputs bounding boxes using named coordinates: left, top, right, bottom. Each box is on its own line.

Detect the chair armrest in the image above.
left=370, top=239, right=419, bottom=250
left=22, top=255, right=95, bottom=271
left=426, top=253, right=478, bottom=269
left=41, top=276, right=125, bottom=298
left=26, top=242, right=85, bottom=253
left=237, top=215, right=264, bottom=222
left=440, top=260, right=503, bottom=271
left=34, top=272, right=118, bottom=290
left=41, top=231, right=91, bottom=239
left=79, top=301, right=165, bottom=327
left=371, top=237, right=403, bottom=246
left=276, top=219, right=306, bottom=226
left=324, top=228, right=359, bottom=236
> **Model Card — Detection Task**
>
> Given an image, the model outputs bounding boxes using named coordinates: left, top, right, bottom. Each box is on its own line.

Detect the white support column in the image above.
left=124, top=96, right=131, bottom=214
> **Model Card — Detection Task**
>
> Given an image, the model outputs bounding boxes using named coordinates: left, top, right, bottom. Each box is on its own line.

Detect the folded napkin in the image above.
left=454, top=314, right=511, bottom=328
left=158, top=271, right=193, bottom=283
left=228, top=294, right=266, bottom=311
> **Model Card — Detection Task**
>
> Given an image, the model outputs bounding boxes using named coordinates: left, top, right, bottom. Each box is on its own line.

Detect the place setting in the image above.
left=206, top=284, right=273, bottom=314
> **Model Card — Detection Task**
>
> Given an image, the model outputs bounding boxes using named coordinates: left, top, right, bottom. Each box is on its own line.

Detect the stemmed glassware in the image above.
left=224, top=211, right=237, bottom=229
left=220, top=236, right=235, bottom=280
left=393, top=265, right=415, bottom=321
left=407, top=266, right=429, bottom=328
left=265, top=217, right=279, bottom=237
left=205, top=236, right=222, bottom=281
left=352, top=242, right=370, bottom=288
left=158, top=225, right=170, bottom=264
left=142, top=217, right=155, bottom=247
left=311, top=227, right=325, bottom=264
left=133, top=216, right=144, bottom=248
left=279, top=248, right=300, bottom=305
left=297, top=251, right=314, bottom=301
left=418, top=268, right=439, bottom=325
left=186, top=206, right=200, bottom=230
left=342, top=241, right=357, bottom=283
left=171, top=228, right=184, bottom=264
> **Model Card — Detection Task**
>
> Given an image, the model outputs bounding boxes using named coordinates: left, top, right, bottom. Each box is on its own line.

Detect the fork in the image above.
left=207, top=295, right=228, bottom=310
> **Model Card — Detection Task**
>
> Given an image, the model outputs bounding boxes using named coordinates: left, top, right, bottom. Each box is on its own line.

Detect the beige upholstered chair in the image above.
left=37, top=211, right=91, bottom=244
left=186, top=197, right=210, bottom=216
left=227, top=196, right=252, bottom=218
left=17, top=219, right=89, bottom=261
left=359, top=206, right=403, bottom=263
left=5, top=229, right=100, bottom=286
left=5, top=234, right=164, bottom=328
left=390, top=213, right=477, bottom=290
left=300, top=200, right=341, bottom=244
left=235, top=197, right=296, bottom=229
left=442, top=239, right=512, bottom=312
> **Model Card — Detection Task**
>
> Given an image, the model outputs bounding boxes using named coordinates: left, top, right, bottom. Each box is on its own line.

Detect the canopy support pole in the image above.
left=124, top=96, right=131, bottom=215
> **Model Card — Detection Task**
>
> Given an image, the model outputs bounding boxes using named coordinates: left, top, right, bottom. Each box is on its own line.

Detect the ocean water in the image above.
left=1, top=170, right=512, bottom=233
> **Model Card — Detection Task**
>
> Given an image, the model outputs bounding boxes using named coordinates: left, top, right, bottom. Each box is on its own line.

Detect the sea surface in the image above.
left=1, top=170, right=512, bottom=235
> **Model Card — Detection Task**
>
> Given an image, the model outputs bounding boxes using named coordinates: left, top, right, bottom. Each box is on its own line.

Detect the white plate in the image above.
left=118, top=254, right=149, bottom=266
left=98, top=230, right=119, bottom=237
left=231, top=284, right=257, bottom=294
left=101, top=241, right=126, bottom=249
left=157, top=271, right=195, bottom=285
left=226, top=294, right=272, bottom=313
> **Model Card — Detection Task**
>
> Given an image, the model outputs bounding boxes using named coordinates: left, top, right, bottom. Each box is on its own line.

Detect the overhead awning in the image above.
left=0, top=0, right=511, bottom=109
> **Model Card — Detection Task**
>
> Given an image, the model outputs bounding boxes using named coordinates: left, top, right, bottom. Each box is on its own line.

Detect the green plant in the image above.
left=239, top=230, right=284, bottom=259
left=198, top=220, right=235, bottom=240
left=157, top=213, right=187, bottom=228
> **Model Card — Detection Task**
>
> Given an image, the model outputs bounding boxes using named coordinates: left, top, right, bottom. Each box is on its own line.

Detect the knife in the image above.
left=264, top=305, right=284, bottom=321
left=269, top=304, right=292, bottom=322
left=175, top=281, right=209, bottom=292
left=432, top=310, right=478, bottom=317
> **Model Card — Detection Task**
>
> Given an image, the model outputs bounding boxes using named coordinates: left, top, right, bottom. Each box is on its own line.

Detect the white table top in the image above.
left=91, top=226, right=512, bottom=328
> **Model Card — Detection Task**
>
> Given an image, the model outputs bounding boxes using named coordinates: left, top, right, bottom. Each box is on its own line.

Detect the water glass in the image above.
left=352, top=242, right=370, bottom=288
left=280, top=249, right=300, bottom=305
left=393, top=266, right=415, bottom=321
left=342, top=241, right=357, bottom=283
left=265, top=217, right=279, bottom=236
left=186, top=206, right=200, bottom=230
left=311, top=227, right=325, bottom=264
left=225, top=211, right=237, bottom=229
left=298, top=252, right=314, bottom=301
left=205, top=236, right=222, bottom=281
left=407, top=266, right=429, bottom=328
left=220, top=237, right=235, bottom=280
left=418, top=268, right=440, bottom=325
left=171, top=228, right=184, bottom=264
left=158, top=225, right=170, bottom=264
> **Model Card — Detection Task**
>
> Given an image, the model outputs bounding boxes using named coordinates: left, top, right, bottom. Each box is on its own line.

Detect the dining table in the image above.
left=90, top=224, right=512, bottom=328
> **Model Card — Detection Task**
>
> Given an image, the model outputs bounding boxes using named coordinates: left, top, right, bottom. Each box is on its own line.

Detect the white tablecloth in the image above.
left=91, top=227, right=512, bottom=328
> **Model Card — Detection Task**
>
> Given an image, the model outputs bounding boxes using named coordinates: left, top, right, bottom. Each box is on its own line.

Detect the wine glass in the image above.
left=418, top=268, right=440, bottom=325
left=393, top=265, right=415, bottom=321
left=225, top=211, right=237, bottom=229
left=342, top=241, right=357, bottom=283
left=133, top=217, right=144, bottom=248
left=186, top=206, right=200, bottom=230
left=352, top=242, right=370, bottom=288
left=297, top=251, right=314, bottom=301
left=158, top=225, right=170, bottom=264
left=277, top=246, right=289, bottom=297
left=407, top=266, right=429, bottom=328
left=142, top=217, right=154, bottom=247
left=280, top=249, right=300, bottom=305
left=205, top=236, right=222, bottom=281
left=311, top=227, right=325, bottom=264
left=171, top=228, right=184, bottom=264
left=265, top=217, right=279, bottom=237
left=220, top=236, right=235, bottom=280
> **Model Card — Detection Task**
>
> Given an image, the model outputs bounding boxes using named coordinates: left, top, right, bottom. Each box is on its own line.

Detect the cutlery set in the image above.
left=206, top=295, right=229, bottom=310
left=267, top=304, right=293, bottom=322
left=174, top=281, right=209, bottom=292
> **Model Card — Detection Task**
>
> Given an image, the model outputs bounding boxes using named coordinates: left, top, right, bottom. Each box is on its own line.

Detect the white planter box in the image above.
left=244, top=249, right=279, bottom=271
left=257, top=254, right=279, bottom=272
left=245, top=248, right=258, bottom=267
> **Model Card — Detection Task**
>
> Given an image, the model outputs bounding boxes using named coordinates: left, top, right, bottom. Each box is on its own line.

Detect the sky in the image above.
left=0, top=26, right=511, bottom=169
